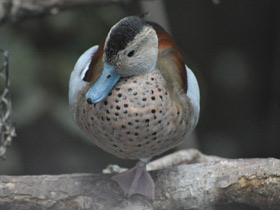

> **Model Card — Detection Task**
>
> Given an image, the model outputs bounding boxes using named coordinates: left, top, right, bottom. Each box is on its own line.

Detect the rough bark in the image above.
left=0, top=0, right=133, bottom=24
left=0, top=149, right=279, bottom=210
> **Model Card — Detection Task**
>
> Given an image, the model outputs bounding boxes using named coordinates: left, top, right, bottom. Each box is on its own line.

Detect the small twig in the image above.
left=103, top=149, right=226, bottom=174
left=0, top=49, right=16, bottom=159
left=147, top=148, right=227, bottom=171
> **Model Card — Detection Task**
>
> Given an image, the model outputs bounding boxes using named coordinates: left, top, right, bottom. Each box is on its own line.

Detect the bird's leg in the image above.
left=111, top=160, right=155, bottom=200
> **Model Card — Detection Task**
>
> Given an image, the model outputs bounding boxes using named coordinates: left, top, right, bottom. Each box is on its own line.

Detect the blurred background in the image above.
left=0, top=0, right=279, bottom=209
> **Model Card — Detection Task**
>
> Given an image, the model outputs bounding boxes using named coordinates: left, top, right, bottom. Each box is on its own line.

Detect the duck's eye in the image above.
left=127, top=50, right=135, bottom=57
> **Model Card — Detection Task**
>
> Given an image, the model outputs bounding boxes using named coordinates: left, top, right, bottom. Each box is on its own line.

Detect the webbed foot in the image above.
left=112, top=160, right=154, bottom=200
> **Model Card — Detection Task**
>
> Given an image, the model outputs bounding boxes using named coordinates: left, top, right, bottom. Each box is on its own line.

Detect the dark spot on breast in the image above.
left=106, top=110, right=110, bottom=114
left=133, top=80, right=137, bottom=83
left=124, top=104, right=129, bottom=108
left=123, top=110, right=128, bottom=114
left=104, top=101, right=108, bottom=105
left=142, top=97, right=147, bottom=101
left=151, top=77, right=154, bottom=81
left=128, top=88, right=132, bottom=92
left=116, top=105, right=120, bottom=110
left=116, top=87, right=120, bottom=91
left=121, top=125, right=126, bottom=129
left=151, top=109, right=156, bottom=114
left=151, top=90, right=154, bottom=94
left=113, top=144, right=118, bottom=147
left=151, top=96, right=155, bottom=100
left=134, top=133, right=139, bottom=136
left=106, top=117, right=110, bottom=121
left=133, top=92, right=137, bottom=96
left=128, top=122, right=133, bottom=126
left=118, top=93, right=122, bottom=98
left=108, top=92, right=112, bottom=96
left=115, top=98, right=119, bottom=103
left=115, top=112, right=119, bottom=116
left=158, top=88, right=162, bottom=92
left=145, top=119, right=150, bottom=123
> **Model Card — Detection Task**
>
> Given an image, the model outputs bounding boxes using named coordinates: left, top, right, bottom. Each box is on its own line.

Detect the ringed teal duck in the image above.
left=69, top=16, right=200, bottom=200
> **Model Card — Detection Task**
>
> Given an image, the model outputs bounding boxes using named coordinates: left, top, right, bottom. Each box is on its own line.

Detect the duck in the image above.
left=69, top=16, right=200, bottom=200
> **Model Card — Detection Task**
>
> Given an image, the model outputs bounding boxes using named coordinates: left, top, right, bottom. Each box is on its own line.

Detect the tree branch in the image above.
left=0, top=0, right=133, bottom=24
left=0, top=149, right=279, bottom=210
left=147, top=148, right=227, bottom=171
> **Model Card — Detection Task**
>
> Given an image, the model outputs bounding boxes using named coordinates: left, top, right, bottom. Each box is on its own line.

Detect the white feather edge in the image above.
left=69, top=45, right=99, bottom=107
left=186, top=65, right=200, bottom=127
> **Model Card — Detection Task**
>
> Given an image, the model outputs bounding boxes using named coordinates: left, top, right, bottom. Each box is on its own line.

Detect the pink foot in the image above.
left=111, top=161, right=155, bottom=200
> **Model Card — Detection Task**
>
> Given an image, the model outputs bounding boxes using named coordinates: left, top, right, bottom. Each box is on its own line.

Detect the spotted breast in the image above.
left=74, top=68, right=194, bottom=159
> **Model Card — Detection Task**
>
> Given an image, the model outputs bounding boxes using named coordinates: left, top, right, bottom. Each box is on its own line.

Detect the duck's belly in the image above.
left=77, top=72, right=188, bottom=159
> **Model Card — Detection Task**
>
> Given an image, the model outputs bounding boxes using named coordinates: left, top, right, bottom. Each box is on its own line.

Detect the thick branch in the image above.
left=0, top=150, right=279, bottom=210
left=0, top=0, right=133, bottom=24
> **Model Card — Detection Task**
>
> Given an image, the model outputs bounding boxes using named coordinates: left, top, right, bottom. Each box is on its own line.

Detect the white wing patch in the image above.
left=186, top=65, right=200, bottom=127
left=69, top=46, right=99, bottom=106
